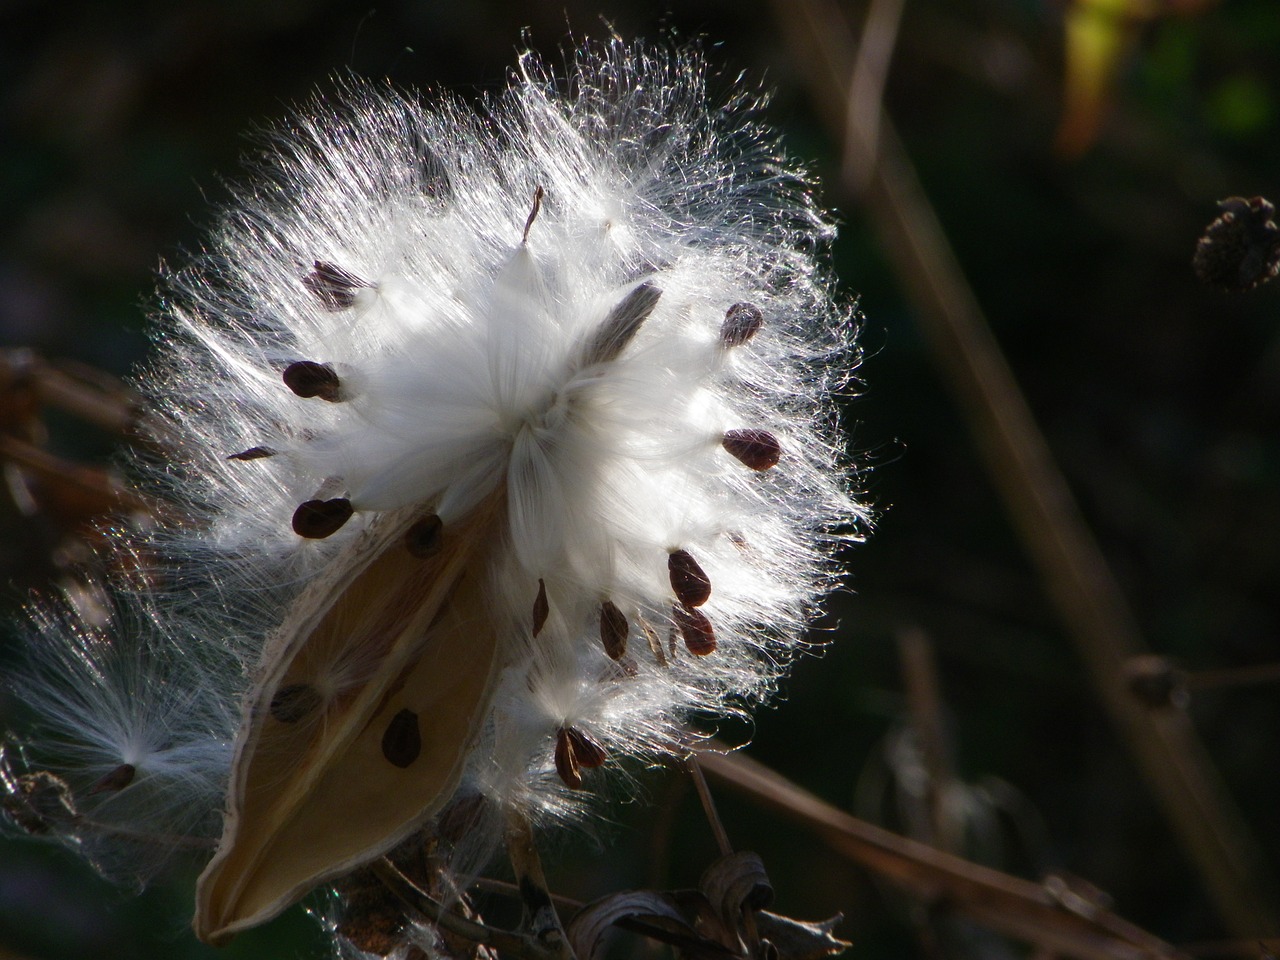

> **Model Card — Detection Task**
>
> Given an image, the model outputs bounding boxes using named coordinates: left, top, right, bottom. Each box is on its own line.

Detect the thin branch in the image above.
left=843, top=0, right=907, bottom=195
left=1186, top=663, right=1280, bottom=692
left=688, top=755, right=735, bottom=858
left=373, top=858, right=564, bottom=960
left=895, top=625, right=956, bottom=850
left=698, top=745, right=1188, bottom=960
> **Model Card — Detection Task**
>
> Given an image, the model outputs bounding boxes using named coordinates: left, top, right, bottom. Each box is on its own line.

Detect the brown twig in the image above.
left=504, top=809, right=574, bottom=960
left=688, top=755, right=735, bottom=858
left=373, top=858, right=564, bottom=960
left=1185, top=663, right=1280, bottom=692
left=895, top=625, right=956, bottom=851
left=773, top=0, right=1279, bottom=935
left=698, top=746, right=1187, bottom=960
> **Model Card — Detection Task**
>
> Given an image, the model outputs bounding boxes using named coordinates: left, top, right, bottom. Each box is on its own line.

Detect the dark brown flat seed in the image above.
left=668, top=549, right=711, bottom=608
left=303, top=261, right=368, bottom=310
left=87, top=763, right=136, bottom=795
left=564, top=727, right=607, bottom=768
left=292, top=498, right=354, bottom=538
left=270, top=682, right=323, bottom=723
left=404, top=514, right=443, bottom=558
left=554, top=728, right=583, bottom=789
left=382, top=709, right=422, bottom=768
left=674, top=605, right=717, bottom=656
left=532, top=579, right=549, bottom=637
left=283, top=361, right=342, bottom=401
left=600, top=600, right=629, bottom=660
left=723, top=429, right=782, bottom=470
left=228, top=445, right=276, bottom=461
left=720, top=302, right=764, bottom=346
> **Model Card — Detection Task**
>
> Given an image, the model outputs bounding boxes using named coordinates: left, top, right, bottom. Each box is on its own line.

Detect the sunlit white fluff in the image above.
left=2, top=37, right=865, bottom=950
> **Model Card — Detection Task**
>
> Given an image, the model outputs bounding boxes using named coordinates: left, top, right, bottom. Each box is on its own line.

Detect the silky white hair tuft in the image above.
left=2, top=36, right=867, bottom=949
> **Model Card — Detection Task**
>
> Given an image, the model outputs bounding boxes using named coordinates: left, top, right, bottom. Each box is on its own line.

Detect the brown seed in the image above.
left=283, top=360, right=343, bottom=401
left=674, top=605, right=717, bottom=656
left=87, top=763, right=136, bottom=795
left=722, top=429, right=781, bottom=470
left=227, top=445, right=276, bottom=461
left=292, top=498, right=354, bottom=538
left=381, top=709, right=421, bottom=768
left=303, top=261, right=368, bottom=310
left=532, top=579, right=549, bottom=637
left=720, top=302, right=764, bottom=347
left=404, top=514, right=443, bottom=558
left=554, top=728, right=582, bottom=789
left=564, top=727, right=607, bottom=768
left=668, top=549, right=711, bottom=608
left=554, top=726, right=606, bottom=790
left=600, top=600, right=629, bottom=660
left=270, top=682, right=323, bottom=723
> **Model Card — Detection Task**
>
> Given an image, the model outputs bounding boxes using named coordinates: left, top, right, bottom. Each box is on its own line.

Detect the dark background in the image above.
left=2, top=1, right=1278, bottom=958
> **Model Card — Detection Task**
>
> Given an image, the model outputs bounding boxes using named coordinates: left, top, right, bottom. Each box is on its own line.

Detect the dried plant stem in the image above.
left=373, top=858, right=564, bottom=960
left=774, top=0, right=1279, bottom=935
left=504, top=809, right=574, bottom=960
left=896, top=626, right=956, bottom=851
left=1186, top=663, right=1280, bottom=691
left=688, top=755, right=735, bottom=858
left=699, top=746, right=1186, bottom=960
left=0, top=435, right=143, bottom=513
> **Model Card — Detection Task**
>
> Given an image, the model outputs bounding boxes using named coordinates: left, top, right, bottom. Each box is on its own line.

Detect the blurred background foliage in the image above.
left=1, top=1, right=1278, bottom=958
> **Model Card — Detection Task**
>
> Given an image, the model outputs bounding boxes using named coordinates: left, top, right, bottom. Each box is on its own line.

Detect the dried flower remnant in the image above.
left=2, top=39, right=865, bottom=951
left=1193, top=196, right=1280, bottom=291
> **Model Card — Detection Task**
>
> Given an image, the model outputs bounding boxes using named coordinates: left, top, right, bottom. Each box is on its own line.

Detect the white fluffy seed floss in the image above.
left=1, top=39, right=866, bottom=953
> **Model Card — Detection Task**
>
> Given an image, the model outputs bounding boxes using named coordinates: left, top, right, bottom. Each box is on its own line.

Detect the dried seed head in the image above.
left=599, top=600, right=629, bottom=660
left=291, top=498, right=354, bottom=538
left=668, top=549, right=711, bottom=608
left=302, top=261, right=369, bottom=311
left=404, top=514, right=444, bottom=558
left=1193, top=196, right=1280, bottom=291
left=532, top=579, right=549, bottom=637
left=269, top=682, right=324, bottom=724
left=674, top=605, right=717, bottom=656
left=282, top=361, right=343, bottom=401
left=722, top=429, right=782, bottom=471
left=381, top=709, right=422, bottom=769
left=720, top=301, right=764, bottom=346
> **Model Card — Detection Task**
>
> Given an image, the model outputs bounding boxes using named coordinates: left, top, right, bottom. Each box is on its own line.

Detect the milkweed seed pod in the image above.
left=1, top=38, right=866, bottom=949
